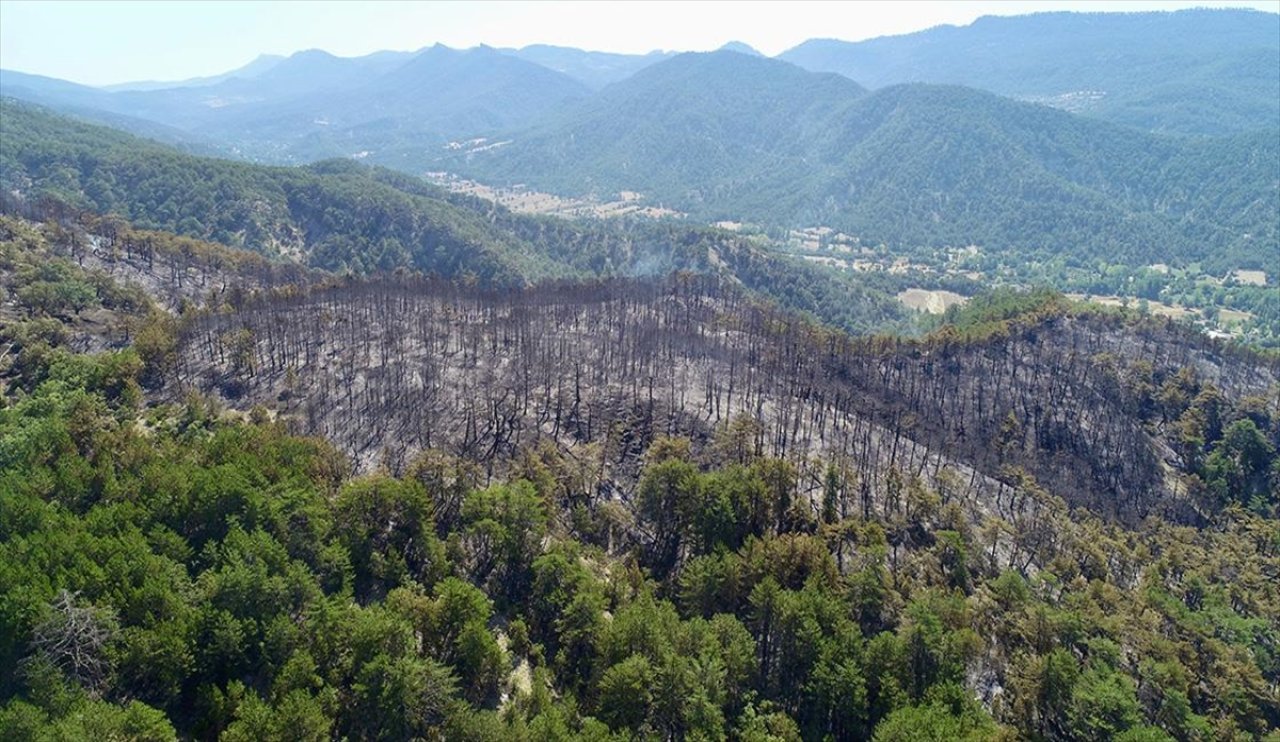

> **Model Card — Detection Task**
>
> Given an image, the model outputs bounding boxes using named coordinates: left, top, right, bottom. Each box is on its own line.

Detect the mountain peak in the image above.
left=718, top=41, right=764, bottom=57
left=287, top=48, right=339, bottom=61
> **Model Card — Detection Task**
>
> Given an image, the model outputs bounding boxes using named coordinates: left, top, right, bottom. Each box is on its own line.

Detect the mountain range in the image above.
left=443, top=50, right=1277, bottom=268
left=4, top=9, right=1274, bottom=142
left=0, top=45, right=591, bottom=162
left=0, top=8, right=1276, bottom=272
left=778, top=8, right=1280, bottom=136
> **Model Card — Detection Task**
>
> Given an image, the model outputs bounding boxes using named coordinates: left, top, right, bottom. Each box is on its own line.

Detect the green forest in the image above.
left=0, top=100, right=917, bottom=338
left=778, top=9, right=1280, bottom=137
left=441, top=57, right=1278, bottom=272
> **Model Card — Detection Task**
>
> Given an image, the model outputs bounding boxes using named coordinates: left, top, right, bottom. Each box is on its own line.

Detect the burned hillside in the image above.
left=174, top=276, right=1279, bottom=525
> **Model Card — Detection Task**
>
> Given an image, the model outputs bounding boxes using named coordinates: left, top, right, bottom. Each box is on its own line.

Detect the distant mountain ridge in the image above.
left=498, top=44, right=676, bottom=89
left=443, top=50, right=1277, bottom=269
left=0, top=44, right=591, bottom=163
left=2, top=7, right=1275, bottom=160
left=778, top=8, right=1280, bottom=135
left=101, top=53, right=287, bottom=92
left=179, top=45, right=591, bottom=163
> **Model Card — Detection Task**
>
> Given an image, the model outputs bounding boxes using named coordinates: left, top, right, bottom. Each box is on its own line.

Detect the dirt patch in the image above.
left=897, top=288, right=968, bottom=314
left=1066, top=294, right=1195, bottom=319
left=1231, top=270, right=1267, bottom=286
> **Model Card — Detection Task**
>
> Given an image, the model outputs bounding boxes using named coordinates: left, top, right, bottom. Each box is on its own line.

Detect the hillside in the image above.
left=779, top=9, right=1280, bottom=136
left=176, top=276, right=1279, bottom=525
left=2, top=216, right=1277, bottom=738
left=444, top=52, right=1279, bottom=270
left=441, top=51, right=869, bottom=219
left=0, top=100, right=915, bottom=335
left=0, top=99, right=559, bottom=279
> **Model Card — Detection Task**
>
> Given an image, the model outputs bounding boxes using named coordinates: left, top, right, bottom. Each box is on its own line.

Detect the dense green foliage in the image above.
left=779, top=9, right=1280, bottom=136
left=446, top=53, right=1278, bottom=271
left=0, top=101, right=917, bottom=336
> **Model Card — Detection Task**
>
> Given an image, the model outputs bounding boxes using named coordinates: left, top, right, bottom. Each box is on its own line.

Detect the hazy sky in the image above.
left=2, top=0, right=1277, bottom=86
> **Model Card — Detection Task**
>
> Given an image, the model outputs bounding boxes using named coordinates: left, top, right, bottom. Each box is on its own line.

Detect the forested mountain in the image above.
left=0, top=100, right=549, bottom=279
left=443, top=51, right=868, bottom=213
left=779, top=9, right=1280, bottom=136
left=445, top=51, right=1279, bottom=269
left=2, top=215, right=1277, bottom=739
left=0, top=100, right=914, bottom=334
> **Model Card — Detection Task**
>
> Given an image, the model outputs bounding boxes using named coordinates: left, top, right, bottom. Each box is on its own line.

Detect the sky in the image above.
left=1, top=0, right=1277, bottom=86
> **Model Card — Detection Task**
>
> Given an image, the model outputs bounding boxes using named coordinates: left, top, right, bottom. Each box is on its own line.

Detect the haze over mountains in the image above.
left=444, top=51, right=1276, bottom=267
left=0, top=8, right=1276, bottom=269
left=6, top=9, right=1275, bottom=134
left=778, top=8, right=1280, bottom=136
left=0, top=44, right=589, bottom=160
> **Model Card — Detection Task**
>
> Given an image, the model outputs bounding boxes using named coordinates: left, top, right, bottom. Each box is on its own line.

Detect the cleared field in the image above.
left=897, top=288, right=968, bottom=314
left=1219, top=308, right=1256, bottom=324
left=1232, top=270, right=1267, bottom=286
left=1066, top=294, right=1196, bottom=319
left=423, top=173, right=683, bottom=220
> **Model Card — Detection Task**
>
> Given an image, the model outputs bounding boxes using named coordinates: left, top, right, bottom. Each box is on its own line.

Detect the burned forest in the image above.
left=176, top=275, right=1278, bottom=526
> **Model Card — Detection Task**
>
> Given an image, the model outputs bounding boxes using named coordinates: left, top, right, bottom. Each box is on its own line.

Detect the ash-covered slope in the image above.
left=174, top=277, right=1278, bottom=525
